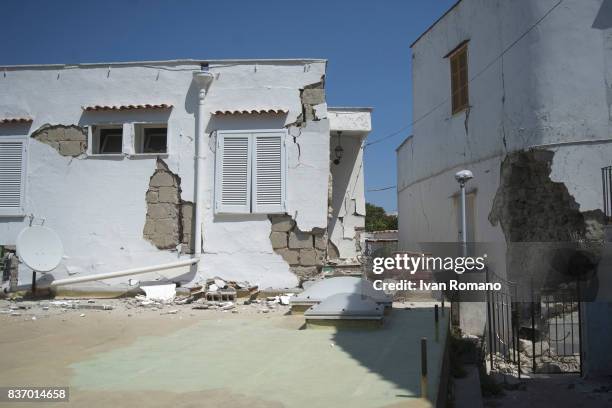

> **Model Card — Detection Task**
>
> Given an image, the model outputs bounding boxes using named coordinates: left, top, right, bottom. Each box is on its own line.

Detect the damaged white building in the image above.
left=0, top=58, right=371, bottom=294
left=397, top=0, right=612, bottom=373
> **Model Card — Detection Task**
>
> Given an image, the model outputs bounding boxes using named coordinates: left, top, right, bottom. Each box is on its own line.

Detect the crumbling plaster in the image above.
left=0, top=60, right=331, bottom=289
left=327, top=109, right=371, bottom=260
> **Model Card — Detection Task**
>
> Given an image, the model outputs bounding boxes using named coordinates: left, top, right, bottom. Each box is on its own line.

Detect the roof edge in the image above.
left=0, top=58, right=328, bottom=70
left=410, top=0, right=463, bottom=48
left=328, top=107, right=373, bottom=112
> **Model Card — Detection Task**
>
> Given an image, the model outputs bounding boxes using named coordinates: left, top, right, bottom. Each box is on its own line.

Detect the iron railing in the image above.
left=485, top=271, right=583, bottom=376
left=602, top=166, right=612, bottom=221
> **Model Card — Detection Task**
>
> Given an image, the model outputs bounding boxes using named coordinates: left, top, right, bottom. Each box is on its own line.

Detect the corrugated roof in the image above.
left=82, top=104, right=172, bottom=112
left=0, top=117, right=32, bottom=124
left=213, top=109, right=288, bottom=115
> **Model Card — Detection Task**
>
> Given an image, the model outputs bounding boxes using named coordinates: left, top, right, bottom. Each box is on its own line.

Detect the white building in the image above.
left=397, top=0, right=612, bottom=371
left=0, top=59, right=370, bottom=294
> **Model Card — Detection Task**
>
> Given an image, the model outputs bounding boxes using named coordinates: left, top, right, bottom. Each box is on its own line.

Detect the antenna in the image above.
left=16, top=226, right=63, bottom=294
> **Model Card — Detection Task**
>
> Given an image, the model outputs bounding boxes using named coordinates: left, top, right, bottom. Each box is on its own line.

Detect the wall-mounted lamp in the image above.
left=333, top=131, right=344, bottom=165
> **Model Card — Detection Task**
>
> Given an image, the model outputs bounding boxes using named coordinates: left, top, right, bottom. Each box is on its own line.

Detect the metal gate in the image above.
left=486, top=270, right=583, bottom=376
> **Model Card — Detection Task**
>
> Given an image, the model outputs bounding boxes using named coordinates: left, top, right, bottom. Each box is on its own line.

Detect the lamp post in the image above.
left=454, top=169, right=473, bottom=257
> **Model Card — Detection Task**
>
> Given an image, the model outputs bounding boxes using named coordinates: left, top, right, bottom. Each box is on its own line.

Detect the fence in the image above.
left=602, top=166, right=612, bottom=221
left=486, top=270, right=582, bottom=376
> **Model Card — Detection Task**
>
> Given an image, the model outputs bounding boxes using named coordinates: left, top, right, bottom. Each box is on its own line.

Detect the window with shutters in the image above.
left=0, top=137, right=27, bottom=216
left=449, top=43, right=469, bottom=114
left=215, top=130, right=286, bottom=214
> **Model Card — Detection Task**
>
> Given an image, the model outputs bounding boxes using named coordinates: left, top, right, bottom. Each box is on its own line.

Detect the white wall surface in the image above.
left=399, top=0, right=611, bottom=246
left=0, top=60, right=332, bottom=289
left=398, top=0, right=611, bottom=335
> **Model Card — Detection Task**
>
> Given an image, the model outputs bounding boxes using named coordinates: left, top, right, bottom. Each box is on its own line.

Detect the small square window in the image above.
left=135, top=124, right=167, bottom=154
left=92, top=125, right=123, bottom=154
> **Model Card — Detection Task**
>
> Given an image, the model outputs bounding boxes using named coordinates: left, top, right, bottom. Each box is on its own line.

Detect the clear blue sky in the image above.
left=2, top=0, right=456, bottom=212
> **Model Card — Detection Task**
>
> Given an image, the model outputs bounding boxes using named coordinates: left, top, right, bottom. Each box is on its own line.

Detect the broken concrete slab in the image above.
left=142, top=284, right=177, bottom=302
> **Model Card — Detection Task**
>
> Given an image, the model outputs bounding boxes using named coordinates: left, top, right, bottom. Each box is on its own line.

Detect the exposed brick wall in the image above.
left=143, top=159, right=193, bottom=253
left=31, top=124, right=87, bottom=157
left=269, top=214, right=327, bottom=284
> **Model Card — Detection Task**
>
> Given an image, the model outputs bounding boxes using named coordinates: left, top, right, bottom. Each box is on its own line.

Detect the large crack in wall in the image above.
left=269, top=214, right=328, bottom=285
left=31, top=124, right=87, bottom=157
left=489, top=149, right=605, bottom=287
left=143, top=159, right=194, bottom=253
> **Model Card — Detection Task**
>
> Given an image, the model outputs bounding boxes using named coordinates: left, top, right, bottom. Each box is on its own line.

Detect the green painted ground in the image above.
left=69, top=308, right=447, bottom=408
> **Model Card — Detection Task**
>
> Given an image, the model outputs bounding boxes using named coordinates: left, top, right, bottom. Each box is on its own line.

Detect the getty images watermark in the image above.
left=371, top=253, right=502, bottom=292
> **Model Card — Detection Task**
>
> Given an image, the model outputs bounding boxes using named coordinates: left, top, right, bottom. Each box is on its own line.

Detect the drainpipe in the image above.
left=49, top=258, right=198, bottom=288
left=192, top=71, right=215, bottom=257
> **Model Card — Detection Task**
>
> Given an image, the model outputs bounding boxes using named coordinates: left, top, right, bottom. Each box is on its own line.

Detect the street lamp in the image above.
left=455, top=169, right=473, bottom=257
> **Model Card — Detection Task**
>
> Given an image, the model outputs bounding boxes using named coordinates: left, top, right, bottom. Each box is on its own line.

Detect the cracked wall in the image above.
left=269, top=214, right=327, bottom=284
left=143, top=159, right=194, bottom=253
left=31, top=124, right=87, bottom=157
left=489, top=149, right=605, bottom=286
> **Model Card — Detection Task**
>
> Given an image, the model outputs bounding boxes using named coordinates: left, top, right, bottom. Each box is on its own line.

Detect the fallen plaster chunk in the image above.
left=162, top=309, right=179, bottom=315
left=279, top=294, right=294, bottom=305
left=142, top=283, right=177, bottom=302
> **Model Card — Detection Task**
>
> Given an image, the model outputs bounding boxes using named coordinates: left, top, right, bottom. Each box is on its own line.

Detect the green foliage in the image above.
left=365, top=203, right=398, bottom=232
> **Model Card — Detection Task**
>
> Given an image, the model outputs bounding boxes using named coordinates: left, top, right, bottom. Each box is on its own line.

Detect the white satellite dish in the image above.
left=17, top=226, right=63, bottom=273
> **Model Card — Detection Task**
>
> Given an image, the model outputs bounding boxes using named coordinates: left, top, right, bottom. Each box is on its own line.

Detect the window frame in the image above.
left=134, top=123, right=168, bottom=155
left=449, top=42, right=469, bottom=115
left=0, top=136, right=27, bottom=217
left=89, top=124, right=124, bottom=156
left=214, top=129, right=287, bottom=215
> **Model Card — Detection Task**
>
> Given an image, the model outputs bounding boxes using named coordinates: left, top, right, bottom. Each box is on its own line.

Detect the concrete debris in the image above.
left=142, top=283, right=177, bottom=302
left=208, top=284, right=219, bottom=292
left=214, top=278, right=227, bottom=289
left=161, top=309, right=179, bottom=315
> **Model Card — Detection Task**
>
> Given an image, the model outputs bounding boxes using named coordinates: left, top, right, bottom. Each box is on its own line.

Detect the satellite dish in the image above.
left=16, top=226, right=63, bottom=273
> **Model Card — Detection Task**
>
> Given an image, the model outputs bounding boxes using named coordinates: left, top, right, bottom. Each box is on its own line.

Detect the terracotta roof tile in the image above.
left=82, top=104, right=172, bottom=111
left=0, top=117, right=33, bottom=124
left=213, top=109, right=288, bottom=115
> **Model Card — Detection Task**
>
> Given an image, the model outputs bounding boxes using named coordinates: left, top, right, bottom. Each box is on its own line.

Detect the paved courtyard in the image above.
left=0, top=301, right=447, bottom=408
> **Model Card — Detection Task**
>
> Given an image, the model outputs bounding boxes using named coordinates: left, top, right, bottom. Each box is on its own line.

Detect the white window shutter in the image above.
left=0, top=139, right=26, bottom=216
left=215, top=132, right=252, bottom=214
left=252, top=131, right=286, bottom=213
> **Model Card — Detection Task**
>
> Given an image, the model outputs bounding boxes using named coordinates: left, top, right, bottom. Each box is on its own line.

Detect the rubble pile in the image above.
left=0, top=277, right=299, bottom=319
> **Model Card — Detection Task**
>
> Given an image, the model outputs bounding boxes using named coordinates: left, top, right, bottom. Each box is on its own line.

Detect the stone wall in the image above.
left=31, top=124, right=87, bottom=157
left=489, top=149, right=605, bottom=286
left=269, top=214, right=327, bottom=284
left=143, top=159, right=194, bottom=253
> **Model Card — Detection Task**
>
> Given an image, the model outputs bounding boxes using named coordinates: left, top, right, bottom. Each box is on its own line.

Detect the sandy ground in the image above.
left=0, top=298, right=445, bottom=408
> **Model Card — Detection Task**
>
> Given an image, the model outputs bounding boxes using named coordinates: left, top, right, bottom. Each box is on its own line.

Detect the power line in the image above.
left=367, top=185, right=397, bottom=192
left=363, top=0, right=564, bottom=148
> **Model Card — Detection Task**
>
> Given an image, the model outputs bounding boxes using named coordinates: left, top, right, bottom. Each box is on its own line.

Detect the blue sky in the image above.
left=2, top=0, right=456, bottom=212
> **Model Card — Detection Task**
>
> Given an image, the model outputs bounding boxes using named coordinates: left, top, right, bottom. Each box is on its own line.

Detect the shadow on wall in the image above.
left=330, top=307, right=445, bottom=401
left=592, top=0, right=612, bottom=29
left=0, top=122, right=32, bottom=137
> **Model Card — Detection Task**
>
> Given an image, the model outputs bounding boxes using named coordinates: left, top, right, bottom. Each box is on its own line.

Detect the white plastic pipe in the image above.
left=49, top=258, right=198, bottom=287
left=192, top=71, right=215, bottom=256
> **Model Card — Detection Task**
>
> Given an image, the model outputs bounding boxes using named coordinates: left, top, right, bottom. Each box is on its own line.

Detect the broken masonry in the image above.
left=143, top=159, right=194, bottom=252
